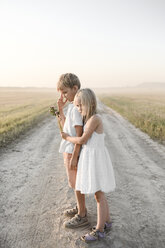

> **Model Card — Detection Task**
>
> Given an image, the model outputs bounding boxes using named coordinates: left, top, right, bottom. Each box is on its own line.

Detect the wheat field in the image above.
left=98, top=88, right=165, bottom=144
left=0, top=88, right=57, bottom=147
left=1, top=87, right=165, bottom=147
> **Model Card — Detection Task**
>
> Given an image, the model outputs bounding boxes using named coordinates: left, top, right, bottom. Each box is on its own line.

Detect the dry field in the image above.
left=1, top=87, right=165, bottom=148
left=97, top=88, right=165, bottom=144
left=0, top=87, right=57, bottom=147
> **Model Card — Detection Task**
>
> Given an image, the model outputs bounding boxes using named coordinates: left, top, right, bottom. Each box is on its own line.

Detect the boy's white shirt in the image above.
left=59, top=103, right=83, bottom=153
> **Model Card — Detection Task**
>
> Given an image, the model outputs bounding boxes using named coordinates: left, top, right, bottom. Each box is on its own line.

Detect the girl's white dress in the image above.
left=76, top=130, right=116, bottom=194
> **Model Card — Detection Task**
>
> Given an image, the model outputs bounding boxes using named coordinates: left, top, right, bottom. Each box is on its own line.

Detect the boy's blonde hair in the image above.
left=75, top=88, right=97, bottom=123
left=57, top=73, right=81, bottom=90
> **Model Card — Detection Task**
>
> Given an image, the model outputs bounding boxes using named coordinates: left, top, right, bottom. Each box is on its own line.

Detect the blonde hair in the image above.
left=57, top=73, right=81, bottom=90
left=75, top=88, right=97, bottom=123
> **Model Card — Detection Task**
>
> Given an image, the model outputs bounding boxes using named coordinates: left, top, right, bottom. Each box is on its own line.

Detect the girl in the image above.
left=61, top=88, right=116, bottom=242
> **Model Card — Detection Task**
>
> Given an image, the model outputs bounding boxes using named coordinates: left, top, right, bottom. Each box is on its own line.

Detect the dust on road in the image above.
left=0, top=103, right=165, bottom=248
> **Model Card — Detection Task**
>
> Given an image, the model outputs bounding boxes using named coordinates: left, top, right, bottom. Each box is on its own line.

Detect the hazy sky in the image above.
left=0, top=0, right=165, bottom=88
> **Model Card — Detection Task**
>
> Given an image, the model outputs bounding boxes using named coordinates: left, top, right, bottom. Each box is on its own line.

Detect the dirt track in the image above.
left=0, top=103, right=165, bottom=248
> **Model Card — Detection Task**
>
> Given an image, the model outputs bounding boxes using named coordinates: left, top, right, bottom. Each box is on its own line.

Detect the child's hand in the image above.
left=61, top=132, right=69, bottom=140
left=69, top=157, right=78, bottom=170
left=57, top=94, right=67, bottom=111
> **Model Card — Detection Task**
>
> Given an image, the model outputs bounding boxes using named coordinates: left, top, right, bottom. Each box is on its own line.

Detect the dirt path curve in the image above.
left=0, top=102, right=165, bottom=248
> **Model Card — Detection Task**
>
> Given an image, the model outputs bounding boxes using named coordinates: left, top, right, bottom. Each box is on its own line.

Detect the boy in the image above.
left=57, top=73, right=88, bottom=228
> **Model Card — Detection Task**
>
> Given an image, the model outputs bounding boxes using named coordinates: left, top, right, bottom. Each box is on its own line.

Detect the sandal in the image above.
left=64, top=214, right=89, bottom=228
left=64, top=206, right=78, bottom=217
left=92, top=222, right=112, bottom=232
left=81, top=229, right=105, bottom=243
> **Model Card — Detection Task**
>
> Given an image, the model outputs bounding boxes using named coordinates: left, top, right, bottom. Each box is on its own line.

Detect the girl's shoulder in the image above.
left=86, top=114, right=102, bottom=126
left=84, top=114, right=103, bottom=133
left=90, top=114, right=102, bottom=122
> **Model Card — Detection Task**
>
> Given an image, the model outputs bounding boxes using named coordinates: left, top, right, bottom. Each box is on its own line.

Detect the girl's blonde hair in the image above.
left=57, top=73, right=81, bottom=90
left=75, top=88, right=97, bottom=123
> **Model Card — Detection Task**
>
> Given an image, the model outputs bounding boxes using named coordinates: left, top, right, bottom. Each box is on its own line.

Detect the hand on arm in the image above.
left=61, top=116, right=100, bottom=145
left=61, top=132, right=69, bottom=140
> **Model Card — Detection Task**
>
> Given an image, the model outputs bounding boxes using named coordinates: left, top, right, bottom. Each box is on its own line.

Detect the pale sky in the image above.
left=0, top=0, right=165, bottom=88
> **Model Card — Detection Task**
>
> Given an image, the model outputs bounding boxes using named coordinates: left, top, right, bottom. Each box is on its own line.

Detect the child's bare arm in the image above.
left=69, top=125, right=83, bottom=170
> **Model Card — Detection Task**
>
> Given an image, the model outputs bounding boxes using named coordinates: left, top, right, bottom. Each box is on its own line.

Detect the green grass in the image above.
left=0, top=88, right=58, bottom=147
left=98, top=89, right=165, bottom=143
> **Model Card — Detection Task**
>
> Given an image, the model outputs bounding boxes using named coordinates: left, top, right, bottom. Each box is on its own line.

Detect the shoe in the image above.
left=81, top=229, right=105, bottom=243
left=64, top=206, right=78, bottom=217
left=64, top=214, right=89, bottom=228
left=92, top=222, right=112, bottom=232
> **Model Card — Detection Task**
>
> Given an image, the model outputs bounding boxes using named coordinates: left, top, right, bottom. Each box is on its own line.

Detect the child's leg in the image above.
left=63, top=191, right=88, bottom=228
left=95, top=191, right=107, bottom=232
left=105, top=197, right=111, bottom=223
left=63, top=152, right=77, bottom=188
left=75, top=191, right=86, bottom=217
left=63, top=153, right=86, bottom=220
left=63, top=152, right=77, bottom=216
left=80, top=192, right=110, bottom=242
